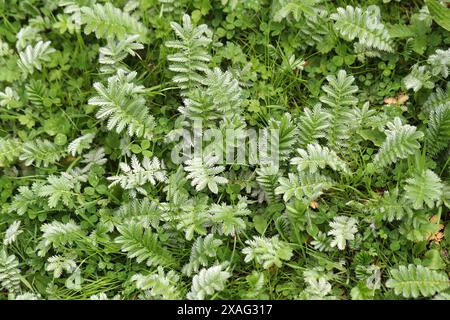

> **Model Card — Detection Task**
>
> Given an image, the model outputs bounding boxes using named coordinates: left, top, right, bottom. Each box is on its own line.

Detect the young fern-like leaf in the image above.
left=386, top=264, right=450, bottom=298
left=25, top=80, right=48, bottom=107
left=179, top=90, right=220, bottom=122
left=45, top=255, right=77, bottom=278
left=0, top=137, right=22, bottom=167
left=80, top=3, right=147, bottom=41
left=132, top=266, right=181, bottom=300
left=327, top=216, right=358, bottom=250
left=19, top=139, right=64, bottom=167
left=310, top=231, right=333, bottom=252
left=165, top=14, right=212, bottom=92
left=427, top=48, right=450, bottom=78
left=301, top=268, right=336, bottom=299
left=98, top=34, right=144, bottom=73
left=99, top=34, right=143, bottom=64
left=15, top=26, right=41, bottom=51
left=67, top=133, right=95, bottom=156
left=163, top=165, right=189, bottom=205
left=275, top=172, right=333, bottom=204
left=273, top=0, right=319, bottom=22
left=115, top=198, right=162, bottom=229
left=298, top=104, right=330, bottom=148
left=107, top=155, right=167, bottom=197
left=184, top=155, right=228, bottom=194
left=425, top=0, right=450, bottom=32
left=38, top=220, right=84, bottom=256
left=403, top=64, right=434, bottom=92
left=182, top=234, right=223, bottom=276
left=425, top=105, right=450, bottom=156
left=180, top=67, right=243, bottom=121
left=176, top=197, right=210, bottom=240
left=0, top=249, right=21, bottom=293
left=273, top=0, right=331, bottom=52
left=187, top=264, right=231, bottom=300
left=40, top=220, right=83, bottom=247
left=0, top=86, right=21, bottom=109
left=256, top=165, right=281, bottom=203
left=319, top=70, right=358, bottom=109
left=403, top=169, right=443, bottom=209
left=89, top=69, right=155, bottom=139
left=319, top=70, right=358, bottom=149
left=3, top=221, right=22, bottom=246
left=361, top=188, right=413, bottom=222
left=291, top=143, right=350, bottom=174
left=422, top=87, right=450, bottom=115
left=202, top=67, right=243, bottom=115
left=37, top=173, right=81, bottom=209
left=330, top=5, right=393, bottom=52
left=242, top=236, right=293, bottom=269
left=273, top=2, right=330, bottom=50
left=115, top=222, right=176, bottom=267
left=373, top=117, right=423, bottom=168
left=17, top=41, right=56, bottom=75
left=267, top=113, right=298, bottom=160
left=81, top=147, right=108, bottom=168
left=304, top=277, right=334, bottom=300
left=209, top=199, right=251, bottom=236
left=8, top=185, right=40, bottom=216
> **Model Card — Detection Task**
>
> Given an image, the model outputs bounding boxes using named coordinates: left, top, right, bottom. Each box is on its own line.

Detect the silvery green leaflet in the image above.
left=0, top=0, right=450, bottom=300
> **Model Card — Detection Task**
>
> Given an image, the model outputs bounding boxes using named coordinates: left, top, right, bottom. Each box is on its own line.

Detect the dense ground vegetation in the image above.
left=0, top=0, right=450, bottom=300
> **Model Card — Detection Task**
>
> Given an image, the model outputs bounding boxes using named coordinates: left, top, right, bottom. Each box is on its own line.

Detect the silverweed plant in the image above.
left=0, top=0, right=450, bottom=300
